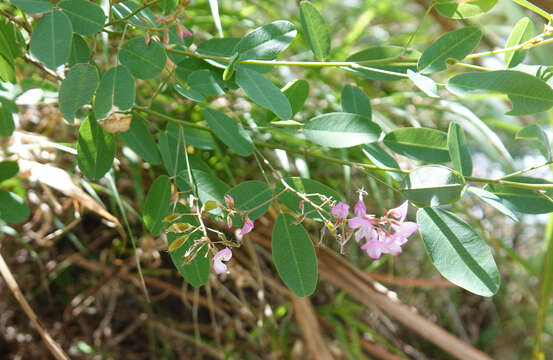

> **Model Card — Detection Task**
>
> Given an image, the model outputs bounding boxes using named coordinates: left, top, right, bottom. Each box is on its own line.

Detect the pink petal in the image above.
left=397, top=221, right=418, bottom=237
left=348, top=216, right=372, bottom=229
left=224, top=194, right=234, bottom=208
left=331, top=202, right=350, bottom=218
left=354, top=200, right=366, bottom=217
left=239, top=218, right=254, bottom=235
left=213, top=260, right=227, bottom=274
left=388, top=201, right=408, bottom=222
left=361, top=241, right=383, bottom=259
left=214, top=247, right=232, bottom=261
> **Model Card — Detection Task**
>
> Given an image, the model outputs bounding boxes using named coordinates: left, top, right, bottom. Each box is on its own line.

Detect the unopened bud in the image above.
left=168, top=222, right=192, bottom=233
left=203, top=200, right=218, bottom=212
left=168, top=235, right=188, bottom=252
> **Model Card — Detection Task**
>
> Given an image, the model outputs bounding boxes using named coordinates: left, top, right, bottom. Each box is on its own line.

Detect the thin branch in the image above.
left=0, top=251, right=69, bottom=360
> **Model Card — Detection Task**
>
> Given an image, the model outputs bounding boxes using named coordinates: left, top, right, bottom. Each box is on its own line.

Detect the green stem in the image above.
left=534, top=214, right=553, bottom=359
left=136, top=106, right=553, bottom=190
left=466, top=36, right=553, bottom=60
left=511, top=0, right=552, bottom=21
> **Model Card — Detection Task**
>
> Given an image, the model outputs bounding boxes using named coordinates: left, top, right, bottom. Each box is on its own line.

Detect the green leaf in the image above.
left=176, top=169, right=229, bottom=215
left=275, top=177, right=342, bottom=221
left=59, top=0, right=105, bottom=36
left=0, top=56, right=15, bottom=83
left=447, top=70, right=553, bottom=115
left=175, top=84, right=205, bottom=102
left=9, top=0, right=52, bottom=13
left=197, top=38, right=241, bottom=57
left=166, top=25, right=194, bottom=66
left=29, top=10, right=72, bottom=70
left=68, top=34, right=91, bottom=66
left=341, top=85, right=372, bottom=118
left=112, top=0, right=158, bottom=27
left=0, top=161, right=19, bottom=182
left=346, top=46, right=420, bottom=81
left=187, top=69, right=225, bottom=96
left=0, top=107, right=14, bottom=137
left=434, top=0, right=498, bottom=18
left=400, top=165, right=465, bottom=207
left=282, top=79, right=309, bottom=116
left=467, top=186, right=519, bottom=222
left=179, top=127, right=215, bottom=150
left=203, top=108, right=253, bottom=156
left=119, top=115, right=161, bottom=165
left=484, top=176, right=553, bottom=214
left=226, top=180, right=273, bottom=226
left=417, top=207, right=500, bottom=296
left=59, top=63, right=99, bottom=123
left=303, top=112, right=381, bottom=148
left=272, top=213, right=317, bottom=297
left=169, top=234, right=210, bottom=287
left=165, top=204, right=209, bottom=287
left=119, top=37, right=166, bottom=80
left=77, top=115, right=115, bottom=180
left=362, top=143, right=403, bottom=181
left=158, top=124, right=212, bottom=177
left=94, top=65, right=135, bottom=120
left=448, top=122, right=473, bottom=176
left=418, top=27, right=482, bottom=74
left=299, top=1, right=330, bottom=60
left=0, top=98, right=18, bottom=114
left=0, top=21, right=22, bottom=61
left=505, top=17, right=534, bottom=68
left=235, top=20, right=297, bottom=60
left=383, top=128, right=450, bottom=163
left=0, top=190, right=29, bottom=223
left=515, top=124, right=550, bottom=160
left=143, top=175, right=172, bottom=237
left=235, top=68, right=292, bottom=120
left=406, top=69, right=439, bottom=98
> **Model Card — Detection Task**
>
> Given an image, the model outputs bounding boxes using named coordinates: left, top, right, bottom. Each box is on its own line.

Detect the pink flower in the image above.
left=213, top=247, right=232, bottom=274
left=361, top=230, right=393, bottom=259
left=348, top=200, right=375, bottom=243
left=239, top=217, right=254, bottom=235
left=224, top=194, right=234, bottom=208
left=387, top=201, right=408, bottom=222
left=359, top=201, right=419, bottom=259
left=331, top=202, right=350, bottom=218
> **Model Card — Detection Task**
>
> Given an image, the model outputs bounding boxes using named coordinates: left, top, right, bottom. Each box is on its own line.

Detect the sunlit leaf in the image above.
left=383, top=128, right=450, bottom=162
left=400, top=165, right=465, bottom=207
left=448, top=70, right=553, bottom=115
left=417, top=207, right=500, bottom=296
left=505, top=17, right=534, bottom=68
left=303, top=112, right=381, bottom=148
left=418, top=27, right=482, bottom=73
left=300, top=1, right=330, bottom=60
left=77, top=115, right=115, bottom=180
left=448, top=122, right=473, bottom=176
left=433, top=0, right=498, bottom=18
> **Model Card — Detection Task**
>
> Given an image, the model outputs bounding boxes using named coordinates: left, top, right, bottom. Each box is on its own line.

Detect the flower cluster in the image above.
left=212, top=195, right=255, bottom=275
left=331, top=196, right=418, bottom=259
left=222, top=194, right=255, bottom=235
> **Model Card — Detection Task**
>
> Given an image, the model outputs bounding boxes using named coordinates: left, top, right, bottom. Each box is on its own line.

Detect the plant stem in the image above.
left=136, top=106, right=553, bottom=190
left=511, top=0, right=552, bottom=21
